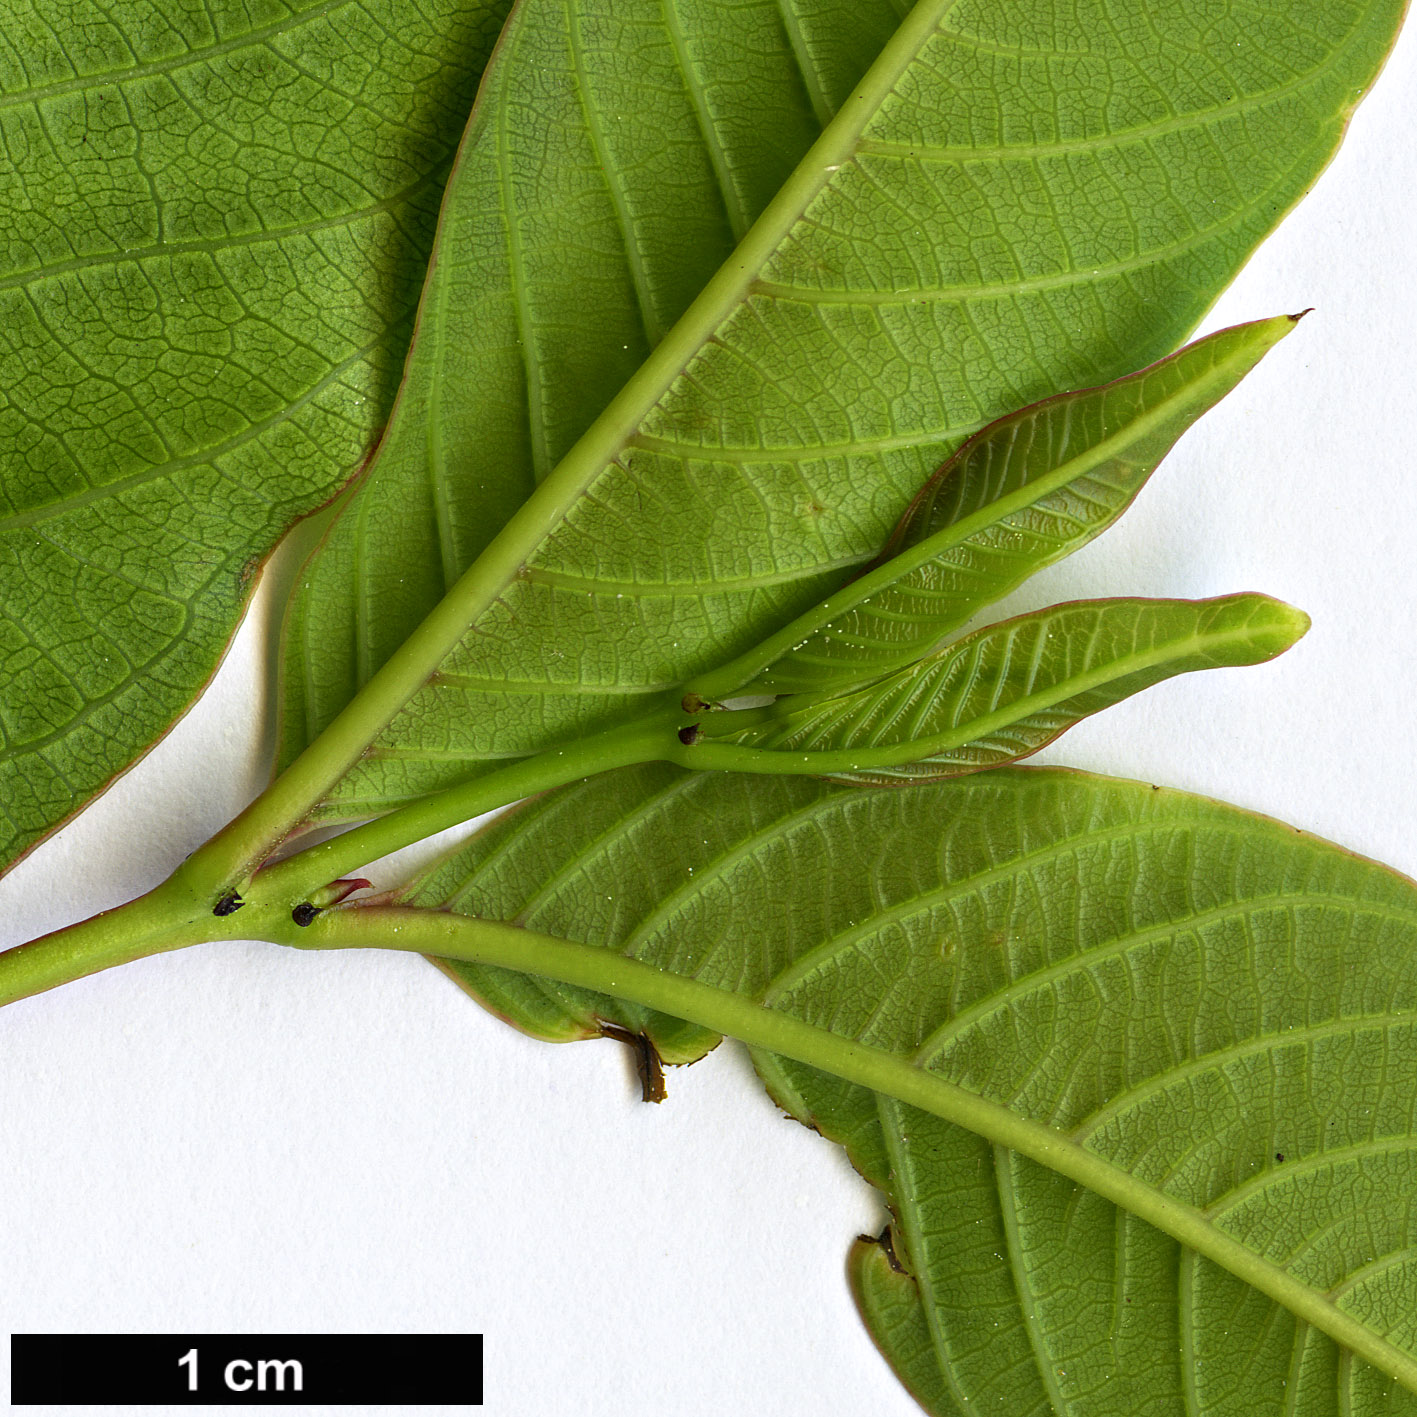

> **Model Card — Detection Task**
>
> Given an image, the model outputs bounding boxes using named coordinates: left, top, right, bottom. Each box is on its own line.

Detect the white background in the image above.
left=3, top=19, right=1417, bottom=1417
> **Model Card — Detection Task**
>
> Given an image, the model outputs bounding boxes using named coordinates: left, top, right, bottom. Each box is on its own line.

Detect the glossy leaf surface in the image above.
left=703, top=315, right=1299, bottom=701
left=689, top=594, right=1307, bottom=783
left=410, top=765, right=1417, bottom=1412
left=307, top=0, right=1404, bottom=820
left=0, top=0, right=513, bottom=874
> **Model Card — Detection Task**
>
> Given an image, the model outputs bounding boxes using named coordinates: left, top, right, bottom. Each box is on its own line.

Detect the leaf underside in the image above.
left=289, top=0, right=1404, bottom=821
left=277, top=0, right=910, bottom=769
left=408, top=765, right=1417, bottom=1414
left=698, top=593, right=1307, bottom=782
left=722, top=314, right=1298, bottom=701
left=0, top=0, right=513, bottom=875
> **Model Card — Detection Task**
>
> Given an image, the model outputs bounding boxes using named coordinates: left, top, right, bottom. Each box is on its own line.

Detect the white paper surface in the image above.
left=3, top=21, right=1417, bottom=1416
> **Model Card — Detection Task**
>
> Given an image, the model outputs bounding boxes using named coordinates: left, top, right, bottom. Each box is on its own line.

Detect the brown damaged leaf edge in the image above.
left=856, top=1224, right=910, bottom=1277
left=599, top=1023, right=670, bottom=1104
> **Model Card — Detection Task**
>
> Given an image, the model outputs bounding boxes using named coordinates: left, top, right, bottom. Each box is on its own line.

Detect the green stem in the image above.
left=0, top=707, right=688, bottom=1004
left=292, top=903, right=1417, bottom=1396
left=256, top=707, right=682, bottom=902
left=0, top=876, right=213, bottom=1008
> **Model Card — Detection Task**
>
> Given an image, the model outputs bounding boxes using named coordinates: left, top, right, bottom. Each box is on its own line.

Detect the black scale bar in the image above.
left=10, top=1334, right=483, bottom=1406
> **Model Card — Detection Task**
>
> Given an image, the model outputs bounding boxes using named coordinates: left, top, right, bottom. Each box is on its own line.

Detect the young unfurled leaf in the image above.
left=407, top=766, right=1417, bottom=1410
left=681, top=594, right=1307, bottom=783
left=695, top=315, right=1301, bottom=701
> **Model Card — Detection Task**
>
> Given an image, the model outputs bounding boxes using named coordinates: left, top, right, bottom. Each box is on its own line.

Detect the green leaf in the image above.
left=420, top=777, right=721, bottom=1057
left=849, top=1236, right=968, bottom=1417
left=276, top=0, right=908, bottom=766
left=408, top=765, right=1417, bottom=1411
left=309, top=0, right=1404, bottom=822
left=685, top=593, right=1308, bottom=783
left=696, top=314, right=1301, bottom=702
left=0, top=0, right=514, bottom=875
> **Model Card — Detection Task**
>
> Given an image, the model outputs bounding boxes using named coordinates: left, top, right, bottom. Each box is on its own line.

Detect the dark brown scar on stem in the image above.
left=857, top=1224, right=908, bottom=1274
left=600, top=1023, right=668, bottom=1103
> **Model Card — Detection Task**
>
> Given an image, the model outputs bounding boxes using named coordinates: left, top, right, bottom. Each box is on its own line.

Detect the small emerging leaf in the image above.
left=686, top=594, right=1307, bottom=783
left=698, top=314, right=1302, bottom=700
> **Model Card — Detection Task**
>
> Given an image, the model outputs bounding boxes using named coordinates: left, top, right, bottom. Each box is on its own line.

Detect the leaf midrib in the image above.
left=377, top=0, right=963, bottom=680
left=333, top=906, right=1417, bottom=1393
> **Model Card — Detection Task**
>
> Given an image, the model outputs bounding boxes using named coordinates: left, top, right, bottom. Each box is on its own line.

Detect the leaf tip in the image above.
left=1240, top=594, right=1311, bottom=659
left=1274, top=598, right=1312, bottom=644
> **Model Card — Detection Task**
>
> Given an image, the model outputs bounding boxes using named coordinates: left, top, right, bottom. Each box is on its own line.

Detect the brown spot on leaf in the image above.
left=238, top=554, right=262, bottom=592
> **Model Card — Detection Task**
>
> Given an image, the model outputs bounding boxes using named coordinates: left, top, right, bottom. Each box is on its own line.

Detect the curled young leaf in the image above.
left=695, top=314, right=1302, bottom=701
left=681, top=594, right=1308, bottom=783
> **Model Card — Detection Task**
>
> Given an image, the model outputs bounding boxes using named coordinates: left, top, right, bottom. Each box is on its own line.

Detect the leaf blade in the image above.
left=0, top=0, right=514, bottom=874
left=317, top=0, right=1404, bottom=820
left=403, top=765, right=1417, bottom=1408
left=687, top=593, right=1308, bottom=782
